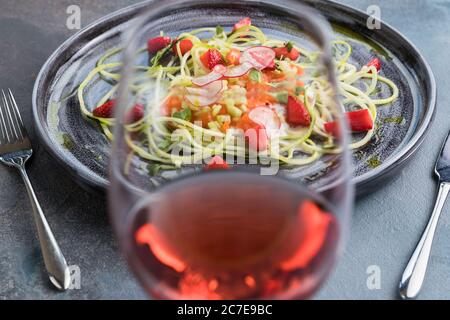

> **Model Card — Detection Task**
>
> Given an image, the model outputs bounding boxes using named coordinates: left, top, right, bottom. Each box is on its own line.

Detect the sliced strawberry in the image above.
left=232, top=17, right=252, bottom=32
left=93, top=100, right=115, bottom=118
left=366, top=58, right=381, bottom=73
left=173, top=39, right=193, bottom=55
left=274, top=46, right=300, bottom=60
left=324, top=109, right=373, bottom=136
left=287, top=95, right=310, bottom=126
left=240, top=46, right=275, bottom=70
left=205, top=155, right=229, bottom=170
left=200, top=49, right=224, bottom=70
left=288, top=47, right=300, bottom=60
left=147, top=36, right=171, bottom=54
left=127, top=104, right=145, bottom=123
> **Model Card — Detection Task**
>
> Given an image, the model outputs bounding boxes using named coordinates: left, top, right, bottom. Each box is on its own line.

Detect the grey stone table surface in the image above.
left=0, top=0, right=449, bottom=300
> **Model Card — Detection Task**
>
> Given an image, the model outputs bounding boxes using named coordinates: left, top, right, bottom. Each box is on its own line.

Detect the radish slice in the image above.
left=185, top=80, right=223, bottom=97
left=185, top=93, right=221, bottom=107
left=223, top=62, right=253, bottom=78
left=192, top=72, right=223, bottom=87
left=192, top=65, right=226, bottom=87
left=213, top=64, right=227, bottom=74
left=240, top=46, right=276, bottom=70
left=249, top=106, right=281, bottom=137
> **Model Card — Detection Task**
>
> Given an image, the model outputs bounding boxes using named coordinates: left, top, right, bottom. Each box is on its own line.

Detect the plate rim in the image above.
left=31, top=0, right=437, bottom=194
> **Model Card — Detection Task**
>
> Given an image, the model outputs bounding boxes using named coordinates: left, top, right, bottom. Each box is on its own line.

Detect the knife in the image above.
left=399, top=131, right=450, bottom=299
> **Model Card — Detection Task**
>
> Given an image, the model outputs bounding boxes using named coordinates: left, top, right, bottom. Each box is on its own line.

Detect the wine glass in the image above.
left=108, top=0, right=353, bottom=299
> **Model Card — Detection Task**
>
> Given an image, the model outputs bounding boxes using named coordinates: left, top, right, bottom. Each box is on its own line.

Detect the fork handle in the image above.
left=399, top=181, right=450, bottom=299
left=18, top=166, right=70, bottom=290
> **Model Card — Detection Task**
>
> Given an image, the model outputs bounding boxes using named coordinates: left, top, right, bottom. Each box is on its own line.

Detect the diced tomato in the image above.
left=295, top=65, right=304, bottom=76
left=205, top=155, right=229, bottom=170
left=246, top=73, right=277, bottom=108
left=147, top=36, right=171, bottom=54
left=200, top=49, right=224, bottom=70
left=232, top=17, right=251, bottom=32
left=280, top=201, right=333, bottom=271
left=226, top=49, right=242, bottom=66
left=286, top=96, right=311, bottom=126
left=273, top=46, right=300, bottom=60
left=324, top=109, right=373, bottom=136
left=220, top=120, right=231, bottom=133
left=162, top=95, right=182, bottom=115
left=173, top=39, right=193, bottom=55
left=366, top=58, right=381, bottom=73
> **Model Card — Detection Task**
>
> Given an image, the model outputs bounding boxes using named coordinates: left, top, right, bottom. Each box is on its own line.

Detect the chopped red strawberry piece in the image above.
left=93, top=100, right=115, bottom=118
left=274, top=46, right=300, bottom=60
left=366, top=58, right=381, bottom=73
left=127, top=104, right=145, bottom=123
left=286, top=96, right=310, bottom=126
left=288, top=47, right=300, bottom=60
left=200, top=49, right=224, bottom=70
left=147, top=36, right=171, bottom=54
left=324, top=109, right=373, bottom=136
left=173, top=39, right=193, bottom=55
left=205, top=155, right=229, bottom=170
left=232, top=17, right=252, bottom=32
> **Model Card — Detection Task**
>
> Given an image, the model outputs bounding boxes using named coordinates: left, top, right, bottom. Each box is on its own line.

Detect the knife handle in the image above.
left=399, top=181, right=450, bottom=299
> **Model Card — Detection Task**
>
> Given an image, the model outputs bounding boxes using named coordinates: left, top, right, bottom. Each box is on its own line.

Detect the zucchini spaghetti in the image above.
left=76, top=18, right=399, bottom=170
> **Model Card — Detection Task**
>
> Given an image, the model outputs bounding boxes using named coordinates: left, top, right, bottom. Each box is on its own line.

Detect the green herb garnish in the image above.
left=286, top=41, right=294, bottom=52
left=275, top=92, right=289, bottom=104
left=249, top=69, right=262, bottom=82
left=366, top=155, right=382, bottom=168
left=383, top=116, right=404, bottom=124
left=158, top=139, right=172, bottom=150
left=215, top=25, right=224, bottom=36
left=147, top=163, right=162, bottom=176
left=173, top=107, right=192, bottom=121
left=295, top=86, right=305, bottom=96
left=61, top=133, right=75, bottom=150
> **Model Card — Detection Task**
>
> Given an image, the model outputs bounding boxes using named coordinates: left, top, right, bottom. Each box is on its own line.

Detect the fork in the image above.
left=0, top=89, right=70, bottom=290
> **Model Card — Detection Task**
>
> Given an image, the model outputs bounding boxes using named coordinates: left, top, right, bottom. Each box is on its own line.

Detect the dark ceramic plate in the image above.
left=32, top=0, right=436, bottom=195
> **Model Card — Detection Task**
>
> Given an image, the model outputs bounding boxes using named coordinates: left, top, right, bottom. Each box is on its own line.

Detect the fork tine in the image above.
left=6, top=89, right=25, bottom=139
left=1, top=89, right=22, bottom=141
left=0, top=91, right=11, bottom=143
